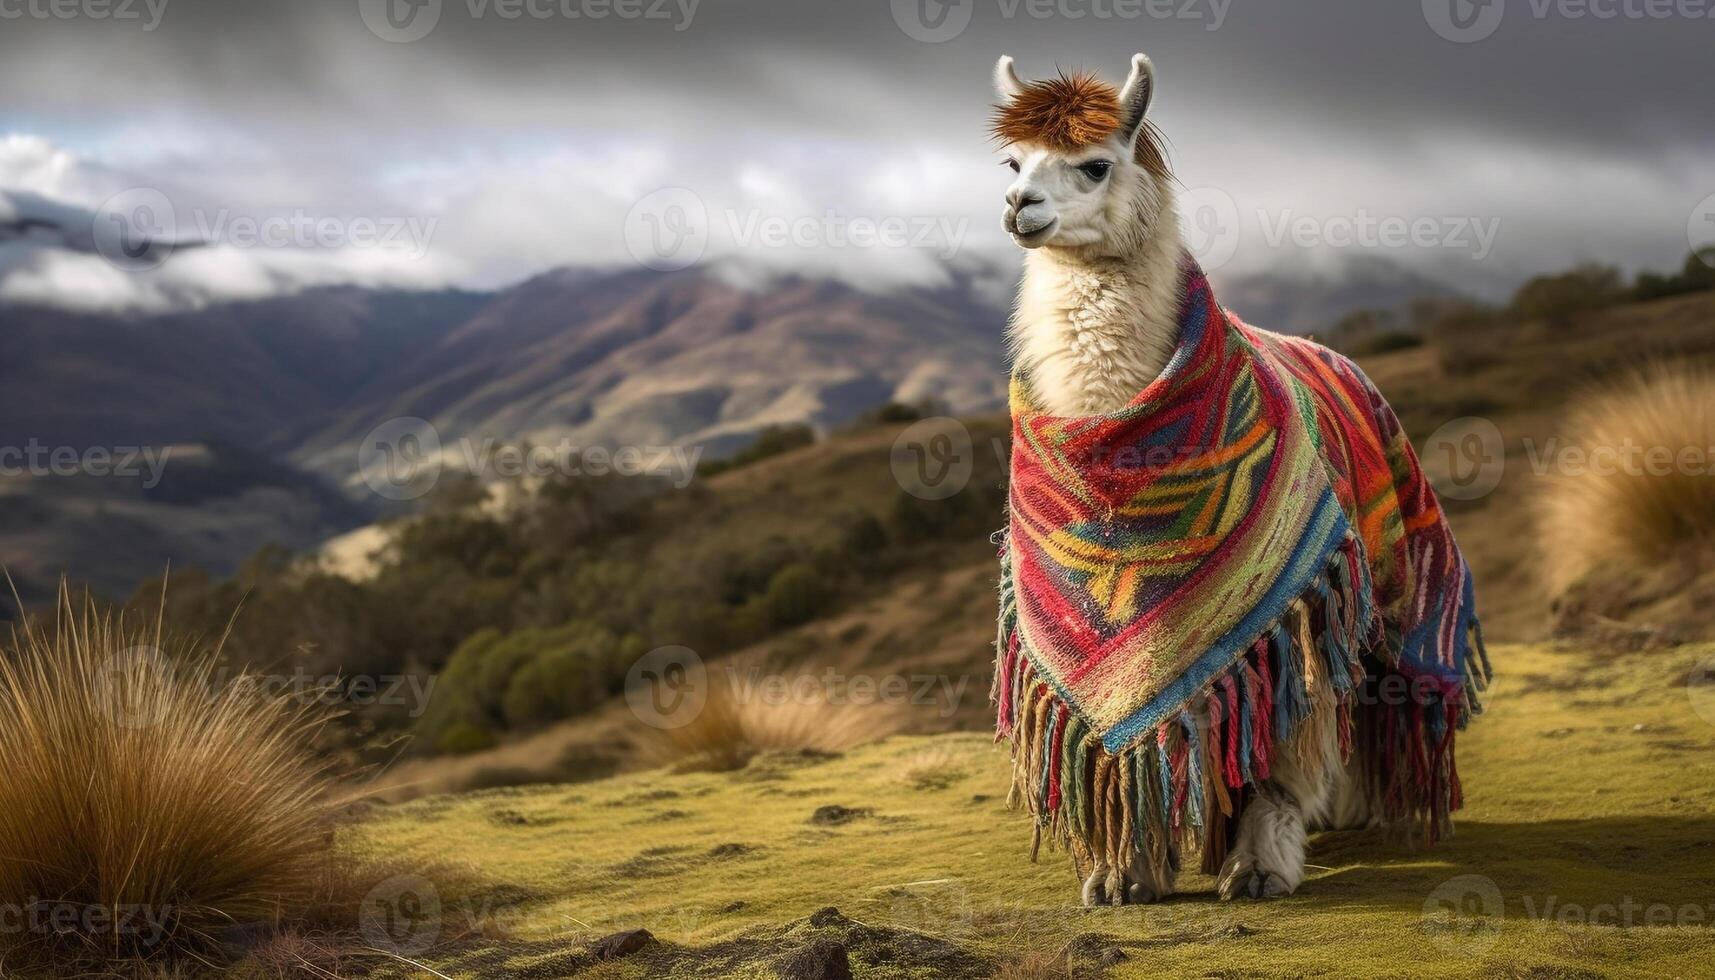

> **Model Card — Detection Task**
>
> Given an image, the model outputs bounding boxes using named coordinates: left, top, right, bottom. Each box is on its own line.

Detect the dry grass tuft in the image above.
left=0, top=584, right=334, bottom=968
left=897, top=747, right=970, bottom=792
left=991, top=950, right=1074, bottom=980
left=636, top=671, right=906, bottom=773
left=1537, top=363, right=1715, bottom=595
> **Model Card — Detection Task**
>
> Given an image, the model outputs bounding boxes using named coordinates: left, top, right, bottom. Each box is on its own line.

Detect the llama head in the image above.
left=990, top=54, right=1173, bottom=255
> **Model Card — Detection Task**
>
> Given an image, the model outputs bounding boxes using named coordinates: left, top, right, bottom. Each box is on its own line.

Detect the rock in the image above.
left=775, top=939, right=853, bottom=980
left=592, top=928, right=652, bottom=960
left=809, top=906, right=848, bottom=928
left=809, top=805, right=868, bottom=825
left=708, top=842, right=754, bottom=859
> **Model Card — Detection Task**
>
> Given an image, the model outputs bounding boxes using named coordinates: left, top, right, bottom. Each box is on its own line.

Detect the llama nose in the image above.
left=1007, top=188, right=1044, bottom=211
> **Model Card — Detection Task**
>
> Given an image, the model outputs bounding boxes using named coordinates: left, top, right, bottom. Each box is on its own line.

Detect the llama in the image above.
left=989, top=54, right=1489, bottom=905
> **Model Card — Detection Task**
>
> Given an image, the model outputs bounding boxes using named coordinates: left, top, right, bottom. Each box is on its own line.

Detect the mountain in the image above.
left=289, top=264, right=1010, bottom=483
left=1212, top=253, right=1468, bottom=336
left=0, top=249, right=1479, bottom=603
left=0, top=263, right=1010, bottom=599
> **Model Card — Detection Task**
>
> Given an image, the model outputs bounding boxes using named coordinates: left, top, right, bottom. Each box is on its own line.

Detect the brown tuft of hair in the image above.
left=991, top=70, right=1172, bottom=181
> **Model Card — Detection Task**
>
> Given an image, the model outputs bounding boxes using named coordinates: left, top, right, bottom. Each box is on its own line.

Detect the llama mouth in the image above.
left=1010, top=219, right=1057, bottom=246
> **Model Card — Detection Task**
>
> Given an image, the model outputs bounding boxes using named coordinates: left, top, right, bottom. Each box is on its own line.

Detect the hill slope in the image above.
left=346, top=639, right=1715, bottom=978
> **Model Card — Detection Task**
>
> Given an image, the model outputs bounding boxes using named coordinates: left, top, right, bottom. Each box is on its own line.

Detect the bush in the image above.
left=696, top=424, right=816, bottom=478
left=1509, top=264, right=1626, bottom=324
left=757, top=562, right=833, bottom=628
left=0, top=588, right=332, bottom=963
left=1633, top=249, right=1715, bottom=301
left=1536, top=363, right=1715, bottom=596
left=414, top=622, right=639, bottom=745
left=436, top=721, right=497, bottom=754
left=1424, top=302, right=1504, bottom=375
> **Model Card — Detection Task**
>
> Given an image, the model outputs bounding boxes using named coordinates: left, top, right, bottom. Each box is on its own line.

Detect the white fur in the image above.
left=996, top=54, right=1374, bottom=905
left=996, top=57, right=1180, bottom=416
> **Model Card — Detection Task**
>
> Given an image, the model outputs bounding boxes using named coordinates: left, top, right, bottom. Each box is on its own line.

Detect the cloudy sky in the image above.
left=0, top=0, right=1710, bottom=310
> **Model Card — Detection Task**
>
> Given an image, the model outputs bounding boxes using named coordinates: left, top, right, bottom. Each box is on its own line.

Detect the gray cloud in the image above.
left=0, top=0, right=1707, bottom=307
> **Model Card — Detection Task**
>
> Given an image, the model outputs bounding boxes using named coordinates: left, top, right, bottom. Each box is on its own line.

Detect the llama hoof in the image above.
left=1083, top=866, right=1168, bottom=906
left=1125, top=882, right=1161, bottom=904
left=1216, top=857, right=1295, bottom=901
left=1080, top=868, right=1110, bottom=907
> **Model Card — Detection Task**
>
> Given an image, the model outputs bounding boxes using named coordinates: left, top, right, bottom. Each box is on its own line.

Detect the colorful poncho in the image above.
left=993, top=259, right=1490, bottom=872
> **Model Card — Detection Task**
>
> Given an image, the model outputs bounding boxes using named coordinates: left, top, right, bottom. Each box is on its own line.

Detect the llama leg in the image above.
left=1216, top=783, right=1311, bottom=899
left=1081, top=852, right=1179, bottom=906
left=1314, top=747, right=1377, bottom=832
left=1216, top=710, right=1342, bottom=900
left=1123, top=840, right=1178, bottom=904
left=1080, top=861, right=1121, bottom=907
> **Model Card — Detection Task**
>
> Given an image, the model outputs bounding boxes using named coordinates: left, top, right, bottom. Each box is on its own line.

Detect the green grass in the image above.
left=344, top=641, right=1715, bottom=978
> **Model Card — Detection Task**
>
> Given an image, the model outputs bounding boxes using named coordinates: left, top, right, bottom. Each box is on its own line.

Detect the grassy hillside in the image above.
left=369, top=286, right=1715, bottom=796
left=345, top=639, right=1715, bottom=978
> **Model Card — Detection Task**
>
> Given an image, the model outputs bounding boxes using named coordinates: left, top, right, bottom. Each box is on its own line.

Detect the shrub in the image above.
left=436, top=721, right=497, bottom=754
left=1509, top=263, right=1626, bottom=324
left=1633, top=249, right=1715, bottom=301
left=415, top=622, right=639, bottom=746
left=696, top=423, right=816, bottom=478
left=1424, top=302, right=1504, bottom=375
left=758, top=562, right=833, bottom=628
left=1536, top=363, right=1715, bottom=596
left=633, top=669, right=903, bottom=773
left=0, top=587, right=332, bottom=964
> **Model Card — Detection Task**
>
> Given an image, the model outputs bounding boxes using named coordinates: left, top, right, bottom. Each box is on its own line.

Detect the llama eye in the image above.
left=1004, top=159, right=1020, bottom=173
left=1079, top=161, right=1112, bottom=181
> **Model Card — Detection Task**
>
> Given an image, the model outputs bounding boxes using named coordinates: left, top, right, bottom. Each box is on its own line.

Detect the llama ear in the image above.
left=994, top=55, right=1025, bottom=99
left=1117, top=53, right=1156, bottom=136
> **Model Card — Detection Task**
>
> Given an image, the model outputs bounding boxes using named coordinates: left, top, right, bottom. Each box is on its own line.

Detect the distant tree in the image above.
left=696, top=424, right=816, bottom=478
left=1326, top=308, right=1422, bottom=356
left=1509, top=264, right=1626, bottom=324
left=1634, top=249, right=1715, bottom=301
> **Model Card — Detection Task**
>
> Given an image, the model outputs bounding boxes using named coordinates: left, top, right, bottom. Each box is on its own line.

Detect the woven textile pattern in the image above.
left=994, top=258, right=1489, bottom=862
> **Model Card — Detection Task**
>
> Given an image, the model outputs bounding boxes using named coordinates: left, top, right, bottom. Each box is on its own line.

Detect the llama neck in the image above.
left=1008, top=205, right=1184, bottom=416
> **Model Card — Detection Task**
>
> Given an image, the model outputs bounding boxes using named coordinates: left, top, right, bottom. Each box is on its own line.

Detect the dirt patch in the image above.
left=809, top=805, right=871, bottom=826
